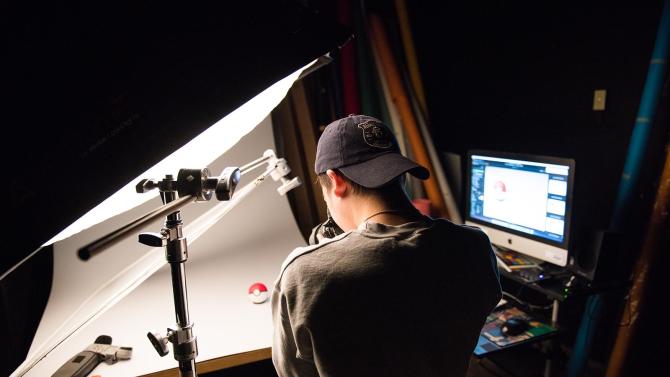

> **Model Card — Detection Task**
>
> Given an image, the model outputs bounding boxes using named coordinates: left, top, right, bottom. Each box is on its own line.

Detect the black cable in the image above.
left=502, top=291, right=555, bottom=311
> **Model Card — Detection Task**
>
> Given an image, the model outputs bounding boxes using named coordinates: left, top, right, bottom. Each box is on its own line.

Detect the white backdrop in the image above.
left=14, top=81, right=308, bottom=376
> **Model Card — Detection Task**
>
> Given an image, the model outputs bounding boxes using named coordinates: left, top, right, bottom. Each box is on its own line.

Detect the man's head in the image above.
left=315, top=115, right=429, bottom=229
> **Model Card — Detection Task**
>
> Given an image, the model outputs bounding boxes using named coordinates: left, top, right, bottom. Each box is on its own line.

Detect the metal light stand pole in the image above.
left=142, top=176, right=199, bottom=377
left=78, top=150, right=301, bottom=377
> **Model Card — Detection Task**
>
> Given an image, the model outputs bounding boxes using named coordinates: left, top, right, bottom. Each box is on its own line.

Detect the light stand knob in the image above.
left=138, top=232, right=166, bottom=247
left=277, top=177, right=302, bottom=196
left=269, top=158, right=302, bottom=195
left=147, top=331, right=170, bottom=357
left=215, top=167, right=241, bottom=201
left=136, top=179, right=160, bottom=193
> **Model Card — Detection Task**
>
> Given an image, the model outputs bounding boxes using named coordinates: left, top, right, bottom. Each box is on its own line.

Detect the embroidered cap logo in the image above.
left=358, top=120, right=393, bottom=149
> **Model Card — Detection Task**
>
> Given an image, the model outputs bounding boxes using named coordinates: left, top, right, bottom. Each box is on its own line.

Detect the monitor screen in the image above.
left=465, top=150, right=575, bottom=266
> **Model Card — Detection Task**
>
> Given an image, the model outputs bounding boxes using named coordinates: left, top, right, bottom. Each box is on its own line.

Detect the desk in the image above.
left=142, top=348, right=272, bottom=377
left=475, top=267, right=572, bottom=377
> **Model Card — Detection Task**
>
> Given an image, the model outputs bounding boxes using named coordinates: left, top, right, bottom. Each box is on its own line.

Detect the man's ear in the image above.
left=326, top=169, right=348, bottom=198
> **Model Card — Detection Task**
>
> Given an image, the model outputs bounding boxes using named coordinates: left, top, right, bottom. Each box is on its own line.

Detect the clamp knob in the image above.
left=277, top=177, right=302, bottom=196
left=177, top=168, right=213, bottom=202
left=215, top=167, right=241, bottom=201
left=136, top=179, right=159, bottom=193
left=138, top=232, right=165, bottom=247
left=147, top=331, right=169, bottom=357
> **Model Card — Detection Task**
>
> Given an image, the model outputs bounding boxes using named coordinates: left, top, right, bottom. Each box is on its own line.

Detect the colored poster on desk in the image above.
left=475, top=307, right=557, bottom=356
left=494, top=247, right=541, bottom=269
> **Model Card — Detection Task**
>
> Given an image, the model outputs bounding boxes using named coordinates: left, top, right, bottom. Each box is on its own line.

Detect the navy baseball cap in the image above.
left=315, top=114, right=429, bottom=188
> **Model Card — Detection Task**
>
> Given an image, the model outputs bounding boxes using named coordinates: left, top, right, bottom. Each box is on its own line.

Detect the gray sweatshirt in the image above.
left=272, top=217, right=502, bottom=377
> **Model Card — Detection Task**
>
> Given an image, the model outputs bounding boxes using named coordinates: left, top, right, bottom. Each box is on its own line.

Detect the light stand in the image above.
left=78, top=150, right=301, bottom=377
left=141, top=177, right=198, bottom=377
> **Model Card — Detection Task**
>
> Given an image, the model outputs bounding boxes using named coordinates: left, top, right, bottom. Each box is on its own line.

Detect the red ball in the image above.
left=248, top=282, right=269, bottom=304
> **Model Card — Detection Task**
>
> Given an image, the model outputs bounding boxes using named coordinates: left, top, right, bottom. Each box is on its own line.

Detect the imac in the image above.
left=465, top=150, right=575, bottom=267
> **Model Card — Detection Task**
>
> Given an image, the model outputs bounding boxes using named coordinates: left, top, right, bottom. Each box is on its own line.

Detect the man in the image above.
left=272, top=114, right=501, bottom=377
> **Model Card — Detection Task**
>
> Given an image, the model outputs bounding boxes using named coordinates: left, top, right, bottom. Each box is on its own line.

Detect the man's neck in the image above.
left=350, top=196, right=421, bottom=228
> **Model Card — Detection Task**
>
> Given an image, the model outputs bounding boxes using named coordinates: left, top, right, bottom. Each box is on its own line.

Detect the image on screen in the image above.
left=469, top=154, right=571, bottom=245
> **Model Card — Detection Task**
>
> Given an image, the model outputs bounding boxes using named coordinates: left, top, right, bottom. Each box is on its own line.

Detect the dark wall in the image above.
left=2, top=0, right=350, bottom=277
left=2, top=2, right=351, bottom=375
left=407, top=1, right=668, bottom=373
left=410, top=1, right=663, bottom=237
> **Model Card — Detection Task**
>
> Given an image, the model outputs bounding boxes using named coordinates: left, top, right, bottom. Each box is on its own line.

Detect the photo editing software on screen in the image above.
left=466, top=151, right=575, bottom=266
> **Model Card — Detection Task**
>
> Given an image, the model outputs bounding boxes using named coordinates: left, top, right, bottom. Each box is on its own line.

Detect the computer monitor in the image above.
left=465, top=150, right=575, bottom=267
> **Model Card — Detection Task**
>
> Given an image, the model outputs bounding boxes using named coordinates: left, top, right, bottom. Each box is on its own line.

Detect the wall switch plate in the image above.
left=593, top=89, right=607, bottom=111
